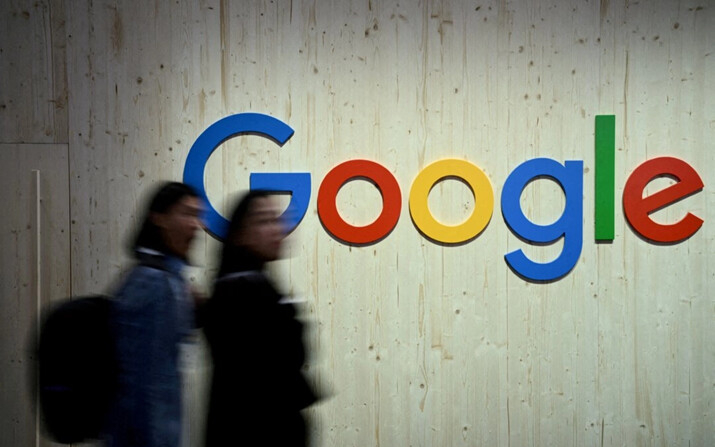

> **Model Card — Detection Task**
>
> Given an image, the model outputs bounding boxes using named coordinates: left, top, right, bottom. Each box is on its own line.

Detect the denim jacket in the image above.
left=105, top=251, right=194, bottom=447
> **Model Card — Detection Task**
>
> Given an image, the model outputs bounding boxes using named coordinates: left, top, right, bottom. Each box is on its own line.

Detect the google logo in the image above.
left=183, top=113, right=704, bottom=282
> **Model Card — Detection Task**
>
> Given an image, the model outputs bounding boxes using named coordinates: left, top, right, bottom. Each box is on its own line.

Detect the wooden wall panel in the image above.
left=0, top=0, right=67, bottom=143
left=35, top=0, right=715, bottom=446
left=0, top=144, right=70, bottom=447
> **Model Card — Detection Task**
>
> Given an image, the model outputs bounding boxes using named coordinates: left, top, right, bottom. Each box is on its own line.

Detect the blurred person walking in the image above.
left=202, top=190, right=317, bottom=447
left=104, top=181, right=202, bottom=447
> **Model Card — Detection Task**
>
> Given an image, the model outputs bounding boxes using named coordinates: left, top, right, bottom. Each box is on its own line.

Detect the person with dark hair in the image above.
left=202, top=190, right=318, bottom=447
left=104, top=181, right=202, bottom=447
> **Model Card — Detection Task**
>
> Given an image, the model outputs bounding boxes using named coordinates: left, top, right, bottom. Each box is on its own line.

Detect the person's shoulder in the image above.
left=209, top=270, right=275, bottom=306
left=217, top=270, right=264, bottom=282
left=127, top=263, right=170, bottom=283
left=215, top=270, right=268, bottom=290
left=114, top=264, right=172, bottom=303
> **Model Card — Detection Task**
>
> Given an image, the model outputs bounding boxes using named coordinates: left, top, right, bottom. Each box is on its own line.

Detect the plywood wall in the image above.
left=1, top=1, right=70, bottom=445
left=2, top=0, right=713, bottom=446
left=0, top=145, right=71, bottom=447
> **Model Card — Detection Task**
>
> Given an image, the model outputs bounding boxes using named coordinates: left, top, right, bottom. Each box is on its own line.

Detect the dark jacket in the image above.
left=202, top=246, right=317, bottom=447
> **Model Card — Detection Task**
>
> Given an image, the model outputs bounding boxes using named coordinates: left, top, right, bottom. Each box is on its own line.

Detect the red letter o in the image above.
left=317, top=160, right=401, bottom=244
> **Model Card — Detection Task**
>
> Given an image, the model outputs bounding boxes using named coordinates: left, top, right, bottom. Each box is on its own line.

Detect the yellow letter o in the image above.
left=409, top=159, right=494, bottom=243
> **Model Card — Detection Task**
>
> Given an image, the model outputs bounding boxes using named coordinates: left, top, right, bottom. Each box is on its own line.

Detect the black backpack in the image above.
left=34, top=254, right=168, bottom=444
left=36, top=295, right=117, bottom=444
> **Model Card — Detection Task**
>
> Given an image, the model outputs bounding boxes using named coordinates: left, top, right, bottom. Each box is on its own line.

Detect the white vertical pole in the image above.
left=33, top=170, right=41, bottom=447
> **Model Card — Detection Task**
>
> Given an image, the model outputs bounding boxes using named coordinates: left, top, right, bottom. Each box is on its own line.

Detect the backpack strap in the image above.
left=215, top=270, right=262, bottom=284
left=135, top=248, right=169, bottom=271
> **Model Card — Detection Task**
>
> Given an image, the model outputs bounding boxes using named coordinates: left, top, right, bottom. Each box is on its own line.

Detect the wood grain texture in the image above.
left=0, top=0, right=67, bottom=143
left=2, top=0, right=713, bottom=446
left=0, top=144, right=70, bottom=447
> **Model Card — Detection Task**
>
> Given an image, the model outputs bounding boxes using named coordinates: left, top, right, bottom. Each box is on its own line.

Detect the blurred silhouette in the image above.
left=35, top=294, right=116, bottom=444
left=103, top=181, right=202, bottom=447
left=202, top=190, right=318, bottom=447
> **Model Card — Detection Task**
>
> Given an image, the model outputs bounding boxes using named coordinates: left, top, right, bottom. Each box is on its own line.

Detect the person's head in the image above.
left=224, top=190, right=285, bottom=263
left=132, top=182, right=202, bottom=260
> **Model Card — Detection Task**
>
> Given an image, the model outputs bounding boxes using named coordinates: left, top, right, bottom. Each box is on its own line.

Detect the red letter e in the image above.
left=623, top=157, right=704, bottom=243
